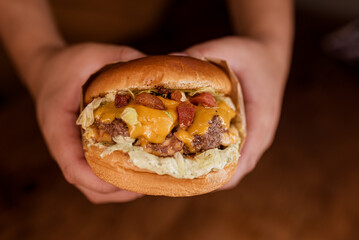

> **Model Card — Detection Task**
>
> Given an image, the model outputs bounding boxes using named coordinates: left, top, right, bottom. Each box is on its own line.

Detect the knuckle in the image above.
left=261, top=124, right=277, bottom=151
left=70, top=42, right=100, bottom=59
left=85, top=194, right=105, bottom=205
left=246, top=157, right=258, bottom=173
left=87, top=197, right=102, bottom=204
left=80, top=42, right=99, bottom=50
left=119, top=46, right=132, bottom=53
left=118, top=46, right=143, bottom=60
left=248, top=159, right=257, bottom=172
left=224, top=182, right=237, bottom=190
left=264, top=135, right=275, bottom=150
left=62, top=166, right=77, bottom=185
left=193, top=47, right=210, bottom=57
left=185, top=45, right=212, bottom=58
left=96, top=184, right=116, bottom=194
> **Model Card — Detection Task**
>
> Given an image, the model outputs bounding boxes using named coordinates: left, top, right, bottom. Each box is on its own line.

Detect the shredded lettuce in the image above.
left=113, top=135, right=136, bottom=146
left=180, top=91, right=187, bottom=102
left=104, top=92, right=116, bottom=102
left=174, top=152, right=185, bottom=176
left=76, top=98, right=103, bottom=129
left=186, top=87, right=221, bottom=96
left=89, top=136, right=240, bottom=179
left=76, top=92, right=115, bottom=129
left=215, top=96, right=236, bottom=110
left=130, top=143, right=239, bottom=179
left=99, top=135, right=136, bottom=157
left=163, top=111, right=173, bottom=121
left=136, top=89, right=156, bottom=95
left=120, top=107, right=141, bottom=127
left=127, top=89, right=135, bottom=99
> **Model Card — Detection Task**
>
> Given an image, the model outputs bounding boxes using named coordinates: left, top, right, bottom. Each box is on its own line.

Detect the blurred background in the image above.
left=0, top=0, right=358, bottom=239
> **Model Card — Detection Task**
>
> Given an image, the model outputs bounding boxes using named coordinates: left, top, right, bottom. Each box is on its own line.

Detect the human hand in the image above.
left=184, top=36, right=291, bottom=189
left=30, top=43, right=146, bottom=203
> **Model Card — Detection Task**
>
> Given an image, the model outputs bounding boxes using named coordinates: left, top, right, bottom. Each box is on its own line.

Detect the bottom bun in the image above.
left=84, top=144, right=238, bottom=197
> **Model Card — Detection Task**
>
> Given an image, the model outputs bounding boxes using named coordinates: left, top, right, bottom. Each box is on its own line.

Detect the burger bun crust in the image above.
left=84, top=55, right=232, bottom=104
left=84, top=144, right=237, bottom=197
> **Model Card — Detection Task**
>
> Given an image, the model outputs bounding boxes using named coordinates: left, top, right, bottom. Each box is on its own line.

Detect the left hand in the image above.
left=32, top=43, right=146, bottom=203
left=184, top=36, right=290, bottom=189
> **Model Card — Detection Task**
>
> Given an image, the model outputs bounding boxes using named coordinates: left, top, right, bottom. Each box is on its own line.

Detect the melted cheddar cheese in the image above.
left=94, top=102, right=123, bottom=123
left=174, top=129, right=194, bottom=152
left=94, top=97, right=179, bottom=143
left=187, top=101, right=235, bottom=136
left=93, top=96, right=236, bottom=150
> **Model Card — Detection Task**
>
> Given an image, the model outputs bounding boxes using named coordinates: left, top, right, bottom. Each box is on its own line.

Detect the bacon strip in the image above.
left=115, top=94, right=131, bottom=108
left=135, top=92, right=166, bottom=110
left=177, top=102, right=196, bottom=128
left=171, top=91, right=182, bottom=102
left=190, top=92, right=217, bottom=107
left=157, top=86, right=171, bottom=95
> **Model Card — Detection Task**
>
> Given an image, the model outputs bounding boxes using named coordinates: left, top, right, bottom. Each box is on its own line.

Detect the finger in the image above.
left=77, top=185, right=144, bottom=204
left=73, top=44, right=147, bottom=83
left=184, top=39, right=230, bottom=59
left=221, top=104, right=277, bottom=190
left=220, top=134, right=262, bottom=190
left=47, top=45, right=146, bottom=193
left=110, top=45, right=146, bottom=62
left=87, top=43, right=146, bottom=62
left=184, top=37, right=254, bottom=73
left=46, top=110, right=120, bottom=194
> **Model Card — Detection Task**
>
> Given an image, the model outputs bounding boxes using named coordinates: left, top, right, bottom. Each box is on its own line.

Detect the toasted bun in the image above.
left=84, top=144, right=237, bottom=197
left=84, top=55, right=232, bottom=104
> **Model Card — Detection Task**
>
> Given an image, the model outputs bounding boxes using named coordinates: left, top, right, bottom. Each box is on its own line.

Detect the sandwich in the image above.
left=76, top=55, right=246, bottom=196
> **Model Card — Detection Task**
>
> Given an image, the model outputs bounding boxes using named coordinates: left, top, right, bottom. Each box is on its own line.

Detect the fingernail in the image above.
left=168, top=52, right=189, bottom=56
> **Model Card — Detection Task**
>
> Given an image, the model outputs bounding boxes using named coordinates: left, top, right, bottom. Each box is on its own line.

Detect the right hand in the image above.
left=30, top=43, right=146, bottom=203
left=183, top=36, right=290, bottom=190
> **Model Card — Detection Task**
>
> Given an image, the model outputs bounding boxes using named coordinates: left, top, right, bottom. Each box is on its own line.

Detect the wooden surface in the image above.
left=0, top=2, right=358, bottom=239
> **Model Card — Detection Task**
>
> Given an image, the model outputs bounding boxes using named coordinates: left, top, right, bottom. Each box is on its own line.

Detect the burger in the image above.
left=76, top=55, right=246, bottom=196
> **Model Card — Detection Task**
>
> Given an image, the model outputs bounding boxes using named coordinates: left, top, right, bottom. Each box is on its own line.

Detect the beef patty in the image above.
left=190, top=115, right=226, bottom=153
left=94, top=119, right=129, bottom=138
left=94, top=115, right=225, bottom=156
left=142, top=133, right=184, bottom=157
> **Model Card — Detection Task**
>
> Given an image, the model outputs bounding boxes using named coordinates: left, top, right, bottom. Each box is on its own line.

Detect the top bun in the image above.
left=84, top=55, right=232, bottom=104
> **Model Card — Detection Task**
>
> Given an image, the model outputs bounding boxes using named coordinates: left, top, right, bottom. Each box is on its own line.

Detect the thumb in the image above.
left=88, top=44, right=146, bottom=64
left=183, top=39, right=223, bottom=59
left=76, top=43, right=147, bottom=79
left=109, top=45, right=147, bottom=62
